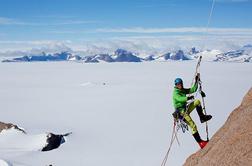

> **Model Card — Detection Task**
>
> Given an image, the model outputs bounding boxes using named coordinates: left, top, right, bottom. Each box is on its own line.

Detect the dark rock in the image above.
left=170, top=50, right=190, bottom=60
left=95, top=54, right=115, bottom=62
left=189, top=47, right=200, bottom=55
left=0, top=121, right=26, bottom=134
left=41, top=133, right=65, bottom=152
left=84, top=56, right=99, bottom=63
left=144, top=55, right=155, bottom=61
left=163, top=53, right=171, bottom=60
left=114, top=49, right=141, bottom=62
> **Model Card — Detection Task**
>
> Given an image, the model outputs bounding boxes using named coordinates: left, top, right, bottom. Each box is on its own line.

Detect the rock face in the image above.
left=0, top=121, right=70, bottom=152
left=41, top=133, right=69, bottom=152
left=0, top=122, right=26, bottom=133
left=183, top=88, right=252, bottom=166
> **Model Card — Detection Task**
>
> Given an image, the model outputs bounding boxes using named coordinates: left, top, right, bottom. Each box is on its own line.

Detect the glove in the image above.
left=195, top=73, right=200, bottom=83
left=187, top=96, right=194, bottom=100
left=201, top=91, right=206, bottom=97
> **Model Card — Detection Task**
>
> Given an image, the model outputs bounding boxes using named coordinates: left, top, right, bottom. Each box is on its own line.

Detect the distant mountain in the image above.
left=170, top=50, right=191, bottom=60
left=214, top=45, right=252, bottom=62
left=144, top=55, right=156, bottom=61
left=82, top=56, right=99, bottom=63
left=113, top=49, right=141, bottom=62
left=188, top=47, right=200, bottom=55
left=95, top=54, right=115, bottom=62
left=2, top=52, right=72, bottom=62
left=2, top=45, right=252, bottom=63
left=162, top=53, right=171, bottom=60
left=154, top=50, right=191, bottom=61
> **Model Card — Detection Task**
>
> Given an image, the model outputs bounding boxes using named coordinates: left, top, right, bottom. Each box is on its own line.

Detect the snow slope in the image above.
left=0, top=61, right=251, bottom=166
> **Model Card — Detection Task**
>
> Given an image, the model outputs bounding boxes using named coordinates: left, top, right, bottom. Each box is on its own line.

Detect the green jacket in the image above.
left=172, top=83, right=198, bottom=110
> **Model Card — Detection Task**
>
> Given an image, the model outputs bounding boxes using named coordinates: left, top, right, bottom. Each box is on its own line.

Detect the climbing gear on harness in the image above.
left=176, top=119, right=188, bottom=133
left=173, top=110, right=189, bottom=133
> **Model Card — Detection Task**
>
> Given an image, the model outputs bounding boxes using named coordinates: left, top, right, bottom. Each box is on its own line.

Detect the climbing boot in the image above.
left=196, top=105, right=212, bottom=123
left=200, top=115, right=212, bottom=123
left=196, top=105, right=205, bottom=117
left=193, top=132, right=209, bottom=149
left=192, top=132, right=202, bottom=143
left=198, top=140, right=208, bottom=149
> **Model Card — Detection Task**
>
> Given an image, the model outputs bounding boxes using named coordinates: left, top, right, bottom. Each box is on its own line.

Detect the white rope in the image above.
left=206, top=0, right=216, bottom=34
left=202, top=0, right=216, bottom=50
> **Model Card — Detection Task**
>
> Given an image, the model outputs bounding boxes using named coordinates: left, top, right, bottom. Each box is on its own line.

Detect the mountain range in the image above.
left=2, top=45, right=252, bottom=63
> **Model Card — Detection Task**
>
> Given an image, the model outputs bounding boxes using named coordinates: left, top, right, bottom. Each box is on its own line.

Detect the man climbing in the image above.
left=172, top=74, right=212, bottom=149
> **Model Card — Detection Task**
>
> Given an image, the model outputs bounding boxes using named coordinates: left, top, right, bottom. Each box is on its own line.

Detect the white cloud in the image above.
left=0, top=40, right=72, bottom=54
left=0, top=17, right=99, bottom=26
left=0, top=34, right=251, bottom=57
left=47, top=27, right=252, bottom=36
left=0, top=17, right=25, bottom=25
left=95, top=27, right=252, bottom=35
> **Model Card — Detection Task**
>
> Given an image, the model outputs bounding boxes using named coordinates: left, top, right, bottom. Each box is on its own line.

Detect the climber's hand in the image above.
left=195, top=73, right=200, bottom=83
left=187, top=96, right=194, bottom=100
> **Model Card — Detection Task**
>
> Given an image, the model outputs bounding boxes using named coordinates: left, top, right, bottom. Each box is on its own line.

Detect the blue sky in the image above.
left=0, top=0, right=252, bottom=51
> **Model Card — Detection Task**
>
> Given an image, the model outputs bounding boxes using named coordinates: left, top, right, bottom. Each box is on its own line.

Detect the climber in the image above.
left=172, top=74, right=212, bottom=149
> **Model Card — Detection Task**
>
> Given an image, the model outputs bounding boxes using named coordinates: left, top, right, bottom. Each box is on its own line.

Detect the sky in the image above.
left=0, top=0, right=252, bottom=52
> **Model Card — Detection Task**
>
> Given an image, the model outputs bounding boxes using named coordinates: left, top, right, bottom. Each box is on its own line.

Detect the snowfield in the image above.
left=0, top=61, right=251, bottom=166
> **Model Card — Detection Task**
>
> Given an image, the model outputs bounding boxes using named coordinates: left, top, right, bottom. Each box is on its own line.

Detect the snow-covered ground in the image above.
left=0, top=61, right=251, bottom=166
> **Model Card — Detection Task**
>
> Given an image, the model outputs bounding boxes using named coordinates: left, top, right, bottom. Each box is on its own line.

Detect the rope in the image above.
left=202, top=0, right=216, bottom=50
left=206, top=0, right=216, bottom=35
left=199, top=79, right=209, bottom=141
left=161, top=112, right=189, bottom=166
left=161, top=119, right=179, bottom=166
left=199, top=0, right=215, bottom=141
left=191, top=56, right=202, bottom=87
left=193, top=56, right=210, bottom=141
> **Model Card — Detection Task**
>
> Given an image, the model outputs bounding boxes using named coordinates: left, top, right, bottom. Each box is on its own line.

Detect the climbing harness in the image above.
left=172, top=109, right=189, bottom=133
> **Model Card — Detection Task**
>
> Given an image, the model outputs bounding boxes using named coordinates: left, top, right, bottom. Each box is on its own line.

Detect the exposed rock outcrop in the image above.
left=41, top=132, right=71, bottom=152
left=0, top=121, right=70, bottom=152
left=183, top=88, right=252, bottom=166
left=0, top=121, right=26, bottom=133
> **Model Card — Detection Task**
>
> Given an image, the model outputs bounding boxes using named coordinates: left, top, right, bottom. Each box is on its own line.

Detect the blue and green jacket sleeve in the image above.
left=172, top=83, right=198, bottom=109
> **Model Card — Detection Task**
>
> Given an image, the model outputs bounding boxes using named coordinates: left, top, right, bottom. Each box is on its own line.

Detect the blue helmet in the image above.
left=174, top=78, right=183, bottom=85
